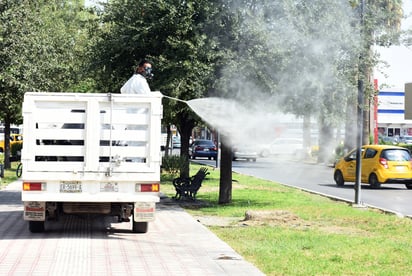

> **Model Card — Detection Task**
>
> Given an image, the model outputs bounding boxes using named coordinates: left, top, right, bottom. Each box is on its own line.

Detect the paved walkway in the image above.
left=0, top=180, right=264, bottom=275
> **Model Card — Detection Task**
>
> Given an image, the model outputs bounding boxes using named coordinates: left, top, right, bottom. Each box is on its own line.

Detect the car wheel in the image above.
left=405, top=184, right=412, bottom=190
left=369, top=173, right=381, bottom=188
left=334, top=170, right=344, bottom=187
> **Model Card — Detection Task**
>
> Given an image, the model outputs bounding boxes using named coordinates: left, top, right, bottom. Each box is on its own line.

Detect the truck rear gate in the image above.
left=21, top=92, right=162, bottom=233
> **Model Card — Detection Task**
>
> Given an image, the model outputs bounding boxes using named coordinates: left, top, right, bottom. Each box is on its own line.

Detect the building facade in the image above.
left=376, top=87, right=412, bottom=138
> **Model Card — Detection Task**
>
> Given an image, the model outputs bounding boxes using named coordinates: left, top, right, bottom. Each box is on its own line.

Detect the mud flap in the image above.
left=133, top=202, right=155, bottom=222
left=24, top=201, right=46, bottom=221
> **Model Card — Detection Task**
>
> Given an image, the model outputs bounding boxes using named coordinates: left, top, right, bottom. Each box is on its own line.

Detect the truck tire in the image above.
left=132, top=221, right=148, bottom=233
left=29, top=221, right=45, bottom=233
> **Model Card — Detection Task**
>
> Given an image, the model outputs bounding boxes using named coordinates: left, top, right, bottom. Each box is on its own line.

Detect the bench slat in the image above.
left=172, top=167, right=209, bottom=200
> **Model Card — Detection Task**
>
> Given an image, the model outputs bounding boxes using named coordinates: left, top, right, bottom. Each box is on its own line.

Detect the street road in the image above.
left=194, top=156, right=412, bottom=217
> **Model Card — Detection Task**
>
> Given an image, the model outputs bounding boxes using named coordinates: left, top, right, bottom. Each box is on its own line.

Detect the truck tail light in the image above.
left=138, top=183, right=160, bottom=192
left=23, top=182, right=45, bottom=191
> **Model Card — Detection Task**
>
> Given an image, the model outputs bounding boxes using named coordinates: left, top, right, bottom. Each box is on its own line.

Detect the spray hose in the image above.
left=162, top=94, right=188, bottom=103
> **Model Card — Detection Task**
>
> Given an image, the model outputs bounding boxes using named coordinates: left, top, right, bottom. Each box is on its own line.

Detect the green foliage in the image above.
left=397, top=143, right=412, bottom=152
left=0, top=0, right=95, bottom=167
left=161, top=155, right=185, bottom=176
left=10, top=143, right=22, bottom=158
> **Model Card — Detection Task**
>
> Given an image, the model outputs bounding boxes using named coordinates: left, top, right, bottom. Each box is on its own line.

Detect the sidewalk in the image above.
left=1, top=180, right=265, bottom=276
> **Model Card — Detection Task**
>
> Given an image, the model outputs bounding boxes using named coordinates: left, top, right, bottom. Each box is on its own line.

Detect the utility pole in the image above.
left=354, top=0, right=365, bottom=206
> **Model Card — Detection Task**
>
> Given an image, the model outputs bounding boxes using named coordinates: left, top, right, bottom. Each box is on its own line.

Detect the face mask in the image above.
left=143, top=67, right=154, bottom=79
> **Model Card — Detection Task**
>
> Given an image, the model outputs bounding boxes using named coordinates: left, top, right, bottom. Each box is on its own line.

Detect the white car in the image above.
left=258, top=138, right=307, bottom=158
left=232, top=145, right=258, bottom=162
left=400, top=136, right=412, bottom=144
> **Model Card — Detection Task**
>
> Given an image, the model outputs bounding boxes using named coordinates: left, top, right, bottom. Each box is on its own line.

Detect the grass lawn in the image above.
left=161, top=163, right=412, bottom=276
left=0, top=161, right=19, bottom=189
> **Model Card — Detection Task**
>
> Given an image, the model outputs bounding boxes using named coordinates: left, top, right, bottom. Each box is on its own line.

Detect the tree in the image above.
left=351, top=0, right=403, bottom=148
left=90, top=0, right=218, bottom=179
left=0, top=0, right=93, bottom=168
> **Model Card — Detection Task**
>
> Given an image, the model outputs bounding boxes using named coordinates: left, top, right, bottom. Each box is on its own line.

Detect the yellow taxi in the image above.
left=0, top=133, right=23, bottom=153
left=334, top=144, right=412, bottom=189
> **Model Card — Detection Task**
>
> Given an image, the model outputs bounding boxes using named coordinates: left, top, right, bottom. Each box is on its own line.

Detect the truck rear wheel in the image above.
left=132, top=221, right=148, bottom=233
left=29, top=221, right=45, bottom=233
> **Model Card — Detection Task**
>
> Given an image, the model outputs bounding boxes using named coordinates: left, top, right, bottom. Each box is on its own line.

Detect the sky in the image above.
left=375, top=1, right=412, bottom=89
left=85, top=0, right=103, bottom=8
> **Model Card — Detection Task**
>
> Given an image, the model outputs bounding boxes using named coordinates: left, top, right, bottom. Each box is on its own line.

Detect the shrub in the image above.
left=161, top=155, right=184, bottom=176
left=11, top=143, right=22, bottom=159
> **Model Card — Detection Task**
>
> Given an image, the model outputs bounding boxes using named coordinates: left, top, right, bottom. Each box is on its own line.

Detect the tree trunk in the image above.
left=363, top=100, right=370, bottom=145
left=164, top=125, right=172, bottom=157
left=317, top=114, right=334, bottom=164
left=219, top=135, right=232, bottom=204
left=303, top=115, right=311, bottom=157
left=176, top=112, right=195, bottom=179
left=3, top=117, right=11, bottom=169
left=344, top=96, right=357, bottom=152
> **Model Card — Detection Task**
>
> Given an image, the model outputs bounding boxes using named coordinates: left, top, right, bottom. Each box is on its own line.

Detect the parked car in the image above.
left=0, top=133, right=23, bottom=153
left=232, top=145, right=257, bottom=162
left=258, top=138, right=307, bottom=159
left=334, top=144, right=412, bottom=189
left=378, top=136, right=398, bottom=145
left=399, top=135, right=412, bottom=145
left=189, top=139, right=217, bottom=160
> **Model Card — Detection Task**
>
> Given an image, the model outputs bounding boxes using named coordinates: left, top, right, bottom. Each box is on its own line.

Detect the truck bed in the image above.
left=21, top=92, right=162, bottom=203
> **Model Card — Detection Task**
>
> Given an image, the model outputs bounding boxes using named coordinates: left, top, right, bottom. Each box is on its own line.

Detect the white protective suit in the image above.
left=120, top=74, right=151, bottom=94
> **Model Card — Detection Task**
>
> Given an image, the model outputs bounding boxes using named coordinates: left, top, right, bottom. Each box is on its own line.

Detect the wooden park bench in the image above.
left=172, top=167, right=209, bottom=200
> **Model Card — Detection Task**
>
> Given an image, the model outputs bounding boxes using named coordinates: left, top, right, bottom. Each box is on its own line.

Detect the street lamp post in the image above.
left=354, top=0, right=365, bottom=206
left=355, top=79, right=363, bottom=205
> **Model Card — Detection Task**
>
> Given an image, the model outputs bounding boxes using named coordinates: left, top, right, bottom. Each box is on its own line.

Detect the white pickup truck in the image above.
left=21, top=92, right=162, bottom=233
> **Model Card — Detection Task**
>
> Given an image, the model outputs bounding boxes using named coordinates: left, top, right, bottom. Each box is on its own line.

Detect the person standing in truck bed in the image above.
left=120, top=59, right=153, bottom=94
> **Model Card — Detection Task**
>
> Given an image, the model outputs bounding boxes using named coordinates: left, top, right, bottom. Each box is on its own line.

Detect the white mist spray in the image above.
left=187, top=1, right=361, bottom=159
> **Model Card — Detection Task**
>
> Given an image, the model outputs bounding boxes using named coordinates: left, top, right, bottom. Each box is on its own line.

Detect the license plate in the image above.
left=395, top=165, right=407, bottom=171
left=100, top=182, right=118, bottom=192
left=204, top=148, right=209, bottom=152
left=60, top=181, right=82, bottom=193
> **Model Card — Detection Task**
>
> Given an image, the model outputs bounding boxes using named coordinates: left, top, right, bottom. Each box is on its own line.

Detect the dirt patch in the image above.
left=241, top=210, right=307, bottom=228
left=194, top=210, right=309, bottom=228
left=194, top=210, right=371, bottom=236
